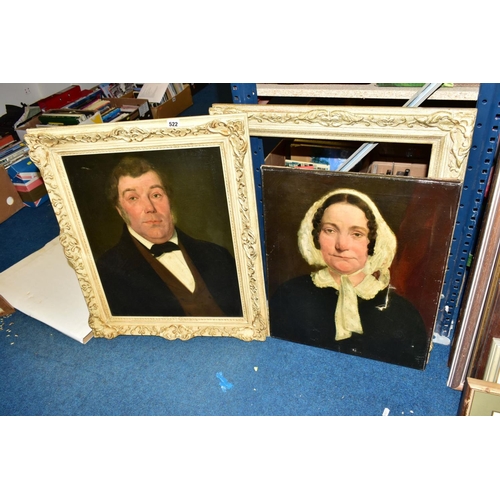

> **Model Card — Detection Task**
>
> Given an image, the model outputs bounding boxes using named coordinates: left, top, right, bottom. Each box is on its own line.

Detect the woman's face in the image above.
left=318, top=202, right=370, bottom=276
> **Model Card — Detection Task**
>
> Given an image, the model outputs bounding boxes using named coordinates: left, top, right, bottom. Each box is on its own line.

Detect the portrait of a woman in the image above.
left=269, top=187, right=429, bottom=369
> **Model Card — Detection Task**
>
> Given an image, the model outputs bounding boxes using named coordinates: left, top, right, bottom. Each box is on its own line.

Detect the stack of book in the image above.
left=1, top=139, right=48, bottom=208
left=32, top=86, right=144, bottom=127
left=0, top=140, right=30, bottom=169
left=15, top=85, right=151, bottom=140
left=286, top=139, right=356, bottom=171
left=136, top=83, right=188, bottom=107
left=38, top=108, right=99, bottom=126
left=62, top=87, right=145, bottom=123
left=98, top=83, right=135, bottom=99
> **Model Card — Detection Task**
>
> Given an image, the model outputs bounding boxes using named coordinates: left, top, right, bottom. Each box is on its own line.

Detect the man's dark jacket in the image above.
left=96, top=226, right=242, bottom=317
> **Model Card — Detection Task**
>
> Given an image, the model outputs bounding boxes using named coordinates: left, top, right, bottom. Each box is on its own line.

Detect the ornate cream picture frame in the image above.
left=209, top=104, right=477, bottom=180
left=25, top=114, right=269, bottom=342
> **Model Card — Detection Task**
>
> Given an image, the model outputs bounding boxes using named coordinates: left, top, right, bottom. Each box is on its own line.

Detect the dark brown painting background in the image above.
left=262, top=167, right=462, bottom=336
left=61, top=147, right=234, bottom=261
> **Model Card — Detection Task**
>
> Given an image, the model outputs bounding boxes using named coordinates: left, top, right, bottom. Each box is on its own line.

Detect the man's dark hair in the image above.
left=106, top=155, right=173, bottom=207
left=311, top=192, right=378, bottom=255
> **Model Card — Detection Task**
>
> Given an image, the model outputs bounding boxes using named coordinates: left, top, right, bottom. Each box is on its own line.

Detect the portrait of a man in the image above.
left=25, top=114, right=269, bottom=342
left=63, top=149, right=243, bottom=319
left=262, top=167, right=461, bottom=370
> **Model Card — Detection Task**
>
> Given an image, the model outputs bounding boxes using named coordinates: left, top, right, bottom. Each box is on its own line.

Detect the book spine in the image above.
left=101, top=107, right=122, bottom=122
left=0, top=148, right=30, bottom=167
left=0, top=142, right=27, bottom=159
left=109, top=113, right=130, bottom=122
left=66, top=89, right=104, bottom=109
left=38, top=114, right=87, bottom=125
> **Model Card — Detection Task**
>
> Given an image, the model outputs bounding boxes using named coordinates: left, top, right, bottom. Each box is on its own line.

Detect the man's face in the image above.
left=318, top=202, right=370, bottom=276
left=116, top=170, right=174, bottom=244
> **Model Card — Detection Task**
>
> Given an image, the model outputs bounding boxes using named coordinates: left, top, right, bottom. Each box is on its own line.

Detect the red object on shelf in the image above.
left=36, top=85, right=91, bottom=112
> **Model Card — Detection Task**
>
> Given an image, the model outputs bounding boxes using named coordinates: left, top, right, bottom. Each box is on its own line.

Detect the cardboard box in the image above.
left=119, top=91, right=135, bottom=99
left=265, top=139, right=430, bottom=177
left=368, top=161, right=428, bottom=178
left=6, top=156, right=48, bottom=208
left=264, top=139, right=290, bottom=167
left=0, top=165, right=24, bottom=223
left=150, top=85, right=193, bottom=119
left=372, top=142, right=431, bottom=163
left=14, top=116, right=40, bottom=141
left=19, top=190, right=49, bottom=208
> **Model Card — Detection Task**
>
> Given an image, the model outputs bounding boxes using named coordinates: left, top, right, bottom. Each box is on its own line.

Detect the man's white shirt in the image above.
left=128, top=227, right=196, bottom=292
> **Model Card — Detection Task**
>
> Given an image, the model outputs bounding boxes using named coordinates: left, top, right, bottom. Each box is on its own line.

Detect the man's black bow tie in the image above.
left=150, top=241, right=180, bottom=257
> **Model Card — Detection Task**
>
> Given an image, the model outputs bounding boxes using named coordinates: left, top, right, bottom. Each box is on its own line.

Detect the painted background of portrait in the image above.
left=62, top=147, right=235, bottom=261
left=262, top=167, right=462, bottom=336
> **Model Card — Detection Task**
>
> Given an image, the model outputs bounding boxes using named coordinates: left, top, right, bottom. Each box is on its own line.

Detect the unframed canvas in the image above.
left=262, top=168, right=462, bottom=369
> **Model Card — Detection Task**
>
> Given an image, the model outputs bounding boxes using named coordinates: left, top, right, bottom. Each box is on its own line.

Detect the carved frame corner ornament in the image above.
left=25, top=114, right=269, bottom=341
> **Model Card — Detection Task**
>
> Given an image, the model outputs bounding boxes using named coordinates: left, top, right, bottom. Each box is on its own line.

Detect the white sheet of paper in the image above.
left=137, top=83, right=169, bottom=103
left=0, top=237, right=92, bottom=343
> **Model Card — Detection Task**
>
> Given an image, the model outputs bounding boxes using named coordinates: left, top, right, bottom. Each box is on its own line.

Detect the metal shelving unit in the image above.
left=437, top=84, right=500, bottom=341
left=230, top=83, right=500, bottom=344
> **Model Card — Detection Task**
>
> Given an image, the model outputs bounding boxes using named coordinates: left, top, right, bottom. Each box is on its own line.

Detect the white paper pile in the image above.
left=0, top=237, right=92, bottom=343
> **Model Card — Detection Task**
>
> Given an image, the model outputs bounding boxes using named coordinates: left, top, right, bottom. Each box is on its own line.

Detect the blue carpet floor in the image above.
left=0, top=84, right=463, bottom=416
left=1, top=310, right=461, bottom=416
left=0, top=201, right=462, bottom=416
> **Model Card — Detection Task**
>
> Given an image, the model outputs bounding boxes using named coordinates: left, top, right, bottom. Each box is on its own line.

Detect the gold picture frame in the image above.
left=209, top=104, right=477, bottom=180
left=25, top=114, right=269, bottom=342
left=459, top=377, right=500, bottom=416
